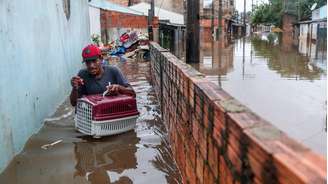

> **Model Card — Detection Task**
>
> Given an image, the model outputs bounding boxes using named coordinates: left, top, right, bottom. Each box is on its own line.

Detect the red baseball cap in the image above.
left=82, top=44, right=101, bottom=62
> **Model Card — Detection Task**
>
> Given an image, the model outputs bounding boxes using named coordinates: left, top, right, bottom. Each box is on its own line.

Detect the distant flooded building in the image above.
left=129, top=2, right=184, bottom=44
left=200, top=0, right=236, bottom=38
left=255, top=24, right=274, bottom=33
left=296, top=5, right=327, bottom=70
left=158, top=20, right=186, bottom=58
left=296, top=5, right=326, bottom=41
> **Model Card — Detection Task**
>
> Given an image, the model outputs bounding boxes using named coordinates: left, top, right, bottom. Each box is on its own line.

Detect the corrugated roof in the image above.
left=89, top=0, right=144, bottom=16
left=129, top=2, right=184, bottom=25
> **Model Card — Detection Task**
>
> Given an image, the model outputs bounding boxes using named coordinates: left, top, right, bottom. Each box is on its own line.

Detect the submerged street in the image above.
left=0, top=60, right=181, bottom=184
left=1, top=0, right=327, bottom=183
left=191, top=36, right=327, bottom=155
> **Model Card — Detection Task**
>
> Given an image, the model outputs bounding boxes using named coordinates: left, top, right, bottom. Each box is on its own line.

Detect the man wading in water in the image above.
left=70, top=44, right=135, bottom=106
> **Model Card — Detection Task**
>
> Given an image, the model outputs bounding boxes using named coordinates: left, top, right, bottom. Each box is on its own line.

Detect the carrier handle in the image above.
left=102, top=82, right=111, bottom=97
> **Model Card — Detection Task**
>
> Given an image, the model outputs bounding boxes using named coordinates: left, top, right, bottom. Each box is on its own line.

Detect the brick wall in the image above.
left=106, top=0, right=129, bottom=6
left=149, top=42, right=326, bottom=184
left=100, top=10, right=159, bottom=29
left=100, top=10, right=148, bottom=29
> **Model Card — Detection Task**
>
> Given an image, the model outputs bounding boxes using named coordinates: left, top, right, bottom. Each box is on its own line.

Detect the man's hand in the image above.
left=71, top=76, right=84, bottom=90
left=106, top=84, right=136, bottom=97
left=106, top=84, right=123, bottom=95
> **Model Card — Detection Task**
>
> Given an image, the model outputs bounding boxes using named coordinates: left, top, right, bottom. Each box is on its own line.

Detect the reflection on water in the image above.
left=191, top=36, right=327, bottom=156
left=299, top=37, right=327, bottom=71
left=0, top=60, right=181, bottom=184
left=74, top=132, right=138, bottom=183
left=252, top=37, right=325, bottom=80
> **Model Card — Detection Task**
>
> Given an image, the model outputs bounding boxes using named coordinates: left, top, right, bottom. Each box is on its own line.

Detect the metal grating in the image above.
left=76, top=101, right=92, bottom=134
left=100, top=118, right=133, bottom=131
left=95, top=116, right=137, bottom=136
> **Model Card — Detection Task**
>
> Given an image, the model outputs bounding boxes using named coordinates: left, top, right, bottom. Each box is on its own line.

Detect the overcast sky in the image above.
left=235, top=0, right=268, bottom=12
left=203, top=0, right=268, bottom=13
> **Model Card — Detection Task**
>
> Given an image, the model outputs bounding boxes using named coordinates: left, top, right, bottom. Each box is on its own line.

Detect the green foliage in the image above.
left=251, top=0, right=283, bottom=27
left=267, top=33, right=276, bottom=44
left=299, top=0, right=326, bottom=20
left=251, top=0, right=326, bottom=26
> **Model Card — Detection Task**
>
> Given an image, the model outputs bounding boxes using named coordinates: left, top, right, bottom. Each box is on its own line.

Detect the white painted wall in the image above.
left=300, top=24, right=309, bottom=39
left=89, top=6, right=101, bottom=36
left=0, top=0, right=90, bottom=172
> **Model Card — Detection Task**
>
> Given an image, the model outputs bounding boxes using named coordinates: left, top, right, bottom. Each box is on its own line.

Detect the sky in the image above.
left=235, top=0, right=268, bottom=12
left=203, top=0, right=268, bottom=13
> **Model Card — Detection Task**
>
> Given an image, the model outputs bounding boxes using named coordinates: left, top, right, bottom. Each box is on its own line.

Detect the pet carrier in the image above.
left=75, top=94, right=139, bottom=138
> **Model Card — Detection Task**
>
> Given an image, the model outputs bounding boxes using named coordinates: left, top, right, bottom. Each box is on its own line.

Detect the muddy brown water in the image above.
left=191, top=36, right=327, bottom=156
left=0, top=60, right=181, bottom=184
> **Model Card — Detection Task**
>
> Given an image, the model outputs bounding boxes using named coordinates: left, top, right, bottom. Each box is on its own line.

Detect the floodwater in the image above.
left=0, top=60, right=181, bottom=184
left=191, top=36, right=327, bottom=156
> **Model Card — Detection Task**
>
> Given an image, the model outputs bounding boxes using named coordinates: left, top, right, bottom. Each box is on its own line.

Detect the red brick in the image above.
left=207, top=137, right=219, bottom=178
left=192, top=116, right=200, bottom=141
left=226, top=145, right=242, bottom=173
left=219, top=156, right=235, bottom=184
left=198, top=126, right=208, bottom=160
left=226, top=112, right=264, bottom=133
left=149, top=42, right=327, bottom=184
left=212, top=102, right=226, bottom=147
left=212, top=117, right=225, bottom=147
left=186, top=137, right=197, bottom=168
left=196, top=150, right=205, bottom=184
left=176, top=134, right=186, bottom=171
left=204, top=165, right=216, bottom=184
left=186, top=158, right=197, bottom=184
left=272, top=141, right=326, bottom=184
left=197, top=82, right=232, bottom=102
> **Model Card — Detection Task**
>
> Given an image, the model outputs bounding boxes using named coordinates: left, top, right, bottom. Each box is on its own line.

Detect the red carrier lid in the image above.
left=79, top=94, right=139, bottom=121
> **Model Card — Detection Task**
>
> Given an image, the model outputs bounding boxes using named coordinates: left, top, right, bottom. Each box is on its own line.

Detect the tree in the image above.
left=251, top=0, right=283, bottom=27
left=251, top=0, right=326, bottom=26
left=299, top=0, right=326, bottom=20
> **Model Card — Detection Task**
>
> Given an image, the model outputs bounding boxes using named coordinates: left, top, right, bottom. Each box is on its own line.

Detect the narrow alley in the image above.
left=0, top=0, right=327, bottom=183
left=0, top=59, right=181, bottom=184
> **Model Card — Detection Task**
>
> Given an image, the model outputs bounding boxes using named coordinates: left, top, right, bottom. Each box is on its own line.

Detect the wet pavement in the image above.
left=0, top=60, right=181, bottom=184
left=191, top=36, right=327, bottom=156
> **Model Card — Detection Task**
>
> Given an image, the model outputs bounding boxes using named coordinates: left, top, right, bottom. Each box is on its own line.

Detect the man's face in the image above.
left=85, top=58, right=101, bottom=75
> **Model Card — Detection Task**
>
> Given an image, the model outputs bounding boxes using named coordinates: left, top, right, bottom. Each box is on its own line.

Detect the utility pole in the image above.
left=251, top=0, right=253, bottom=34
left=148, top=0, right=155, bottom=41
left=218, top=0, right=223, bottom=39
left=151, top=0, right=155, bottom=17
left=298, top=0, right=301, bottom=21
left=243, top=0, right=246, bottom=35
left=211, top=0, right=215, bottom=39
left=186, top=0, right=200, bottom=63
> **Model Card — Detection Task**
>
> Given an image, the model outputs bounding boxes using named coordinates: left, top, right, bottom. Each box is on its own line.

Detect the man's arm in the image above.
left=70, top=76, right=84, bottom=106
left=107, top=84, right=136, bottom=98
left=70, top=89, right=79, bottom=106
left=110, top=66, right=136, bottom=97
left=121, top=85, right=136, bottom=97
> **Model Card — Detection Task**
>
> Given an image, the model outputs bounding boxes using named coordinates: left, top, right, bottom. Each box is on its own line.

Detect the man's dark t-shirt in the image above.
left=77, top=66, right=129, bottom=97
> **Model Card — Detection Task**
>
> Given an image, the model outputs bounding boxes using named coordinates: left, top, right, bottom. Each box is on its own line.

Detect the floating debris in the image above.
left=41, top=140, right=63, bottom=150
